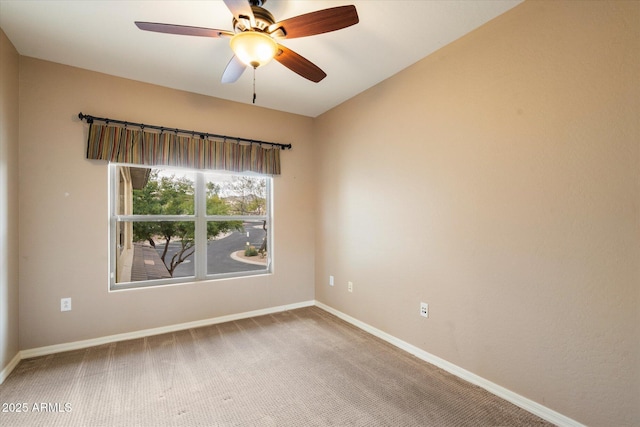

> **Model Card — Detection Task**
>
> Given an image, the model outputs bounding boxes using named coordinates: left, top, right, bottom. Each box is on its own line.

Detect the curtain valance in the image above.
left=85, top=123, right=282, bottom=175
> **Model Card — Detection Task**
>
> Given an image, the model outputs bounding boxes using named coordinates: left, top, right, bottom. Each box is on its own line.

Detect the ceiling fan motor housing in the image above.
left=233, top=6, right=277, bottom=34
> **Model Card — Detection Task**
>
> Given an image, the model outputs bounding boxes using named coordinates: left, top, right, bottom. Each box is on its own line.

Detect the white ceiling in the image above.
left=0, top=0, right=522, bottom=117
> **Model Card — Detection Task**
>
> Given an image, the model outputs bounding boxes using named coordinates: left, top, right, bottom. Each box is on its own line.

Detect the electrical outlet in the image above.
left=348, top=281, right=353, bottom=292
left=329, top=275, right=334, bottom=286
left=420, top=302, right=428, bottom=318
left=61, top=297, right=72, bottom=312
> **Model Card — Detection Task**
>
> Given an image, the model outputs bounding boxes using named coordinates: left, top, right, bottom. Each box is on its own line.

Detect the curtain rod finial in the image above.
left=78, top=113, right=94, bottom=124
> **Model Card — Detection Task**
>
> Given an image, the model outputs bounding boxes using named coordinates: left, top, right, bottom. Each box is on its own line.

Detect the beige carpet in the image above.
left=0, top=307, right=553, bottom=426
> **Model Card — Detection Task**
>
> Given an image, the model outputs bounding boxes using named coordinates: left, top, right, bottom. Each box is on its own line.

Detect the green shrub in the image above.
left=245, top=245, right=258, bottom=257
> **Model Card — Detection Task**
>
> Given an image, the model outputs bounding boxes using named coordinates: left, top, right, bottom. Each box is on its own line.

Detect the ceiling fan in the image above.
left=135, top=0, right=359, bottom=84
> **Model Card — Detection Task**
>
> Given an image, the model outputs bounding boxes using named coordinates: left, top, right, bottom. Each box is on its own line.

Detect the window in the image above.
left=110, top=164, right=271, bottom=289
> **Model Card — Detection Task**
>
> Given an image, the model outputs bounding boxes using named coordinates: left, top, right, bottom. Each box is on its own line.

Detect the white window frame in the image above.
left=108, top=163, right=273, bottom=290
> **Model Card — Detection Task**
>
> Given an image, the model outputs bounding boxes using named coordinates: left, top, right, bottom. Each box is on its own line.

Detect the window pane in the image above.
left=116, top=166, right=195, bottom=216
left=206, top=175, right=267, bottom=216
left=115, top=220, right=195, bottom=283
left=207, top=220, right=268, bottom=275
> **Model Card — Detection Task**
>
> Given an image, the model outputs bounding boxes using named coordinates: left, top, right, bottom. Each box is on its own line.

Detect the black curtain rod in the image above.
left=78, top=113, right=292, bottom=150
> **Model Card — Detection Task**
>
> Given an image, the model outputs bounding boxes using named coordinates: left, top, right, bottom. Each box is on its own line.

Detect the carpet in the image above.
left=0, top=306, right=553, bottom=426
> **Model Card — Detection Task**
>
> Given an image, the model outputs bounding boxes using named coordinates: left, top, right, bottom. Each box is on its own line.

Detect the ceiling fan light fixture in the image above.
left=230, top=31, right=277, bottom=68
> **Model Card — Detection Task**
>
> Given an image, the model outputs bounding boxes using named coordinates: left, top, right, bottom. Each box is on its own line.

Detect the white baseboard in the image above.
left=16, top=300, right=314, bottom=362
left=0, top=351, right=21, bottom=384
left=314, top=301, right=584, bottom=427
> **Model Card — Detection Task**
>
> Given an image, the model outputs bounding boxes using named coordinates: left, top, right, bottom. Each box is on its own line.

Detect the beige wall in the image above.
left=0, top=29, right=20, bottom=377
left=314, top=1, right=639, bottom=426
left=18, top=58, right=315, bottom=349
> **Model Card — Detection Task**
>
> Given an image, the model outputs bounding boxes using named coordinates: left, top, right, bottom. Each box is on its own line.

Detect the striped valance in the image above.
left=86, top=123, right=281, bottom=175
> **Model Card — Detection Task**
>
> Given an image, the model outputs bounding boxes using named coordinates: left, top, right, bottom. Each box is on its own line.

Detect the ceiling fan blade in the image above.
left=223, top=0, right=256, bottom=27
left=135, top=22, right=233, bottom=38
left=274, top=44, right=326, bottom=83
left=221, top=55, right=247, bottom=84
left=268, top=5, right=358, bottom=39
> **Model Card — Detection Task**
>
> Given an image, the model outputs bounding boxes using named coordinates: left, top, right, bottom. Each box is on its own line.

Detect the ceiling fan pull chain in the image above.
left=252, top=67, right=257, bottom=104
